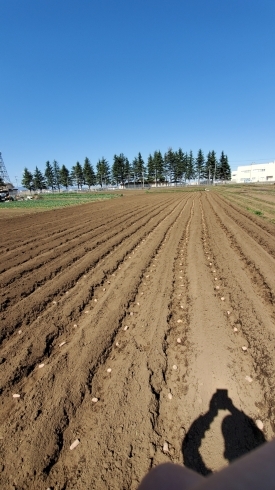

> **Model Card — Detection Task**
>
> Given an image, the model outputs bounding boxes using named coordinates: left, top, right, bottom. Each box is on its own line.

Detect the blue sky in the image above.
left=1, top=0, right=274, bottom=184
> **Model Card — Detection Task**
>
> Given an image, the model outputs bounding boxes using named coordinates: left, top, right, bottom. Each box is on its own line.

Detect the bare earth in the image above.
left=0, top=190, right=275, bottom=489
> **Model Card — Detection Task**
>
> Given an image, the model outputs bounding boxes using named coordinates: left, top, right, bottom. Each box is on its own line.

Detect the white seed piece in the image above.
left=177, top=319, right=183, bottom=323
left=74, top=324, right=78, bottom=328
left=242, top=346, right=248, bottom=352
left=245, top=375, right=253, bottom=383
left=59, top=341, right=66, bottom=347
left=92, top=397, right=98, bottom=403
left=177, top=338, right=182, bottom=343
left=107, top=368, right=112, bottom=373
left=85, top=311, right=89, bottom=314
left=141, top=292, right=144, bottom=295
left=146, top=275, right=150, bottom=278
left=221, top=297, right=225, bottom=301
left=215, top=286, right=220, bottom=290
left=70, top=439, right=80, bottom=450
left=256, top=419, right=264, bottom=430
left=13, top=394, right=20, bottom=398
left=38, top=363, right=45, bottom=369
left=167, top=393, right=173, bottom=400
left=53, top=301, right=57, bottom=305
left=115, top=342, right=119, bottom=347
left=213, top=270, right=216, bottom=273
left=172, top=365, right=177, bottom=370
left=233, top=327, right=238, bottom=332
left=124, top=326, right=129, bottom=331
left=163, top=442, right=169, bottom=453
left=103, top=288, right=106, bottom=291
left=136, top=302, right=140, bottom=306
left=180, top=305, right=184, bottom=309
left=214, top=277, right=218, bottom=281
left=18, top=330, right=22, bottom=335
left=94, top=299, right=97, bottom=302
left=130, top=312, right=133, bottom=316
left=209, top=262, right=212, bottom=266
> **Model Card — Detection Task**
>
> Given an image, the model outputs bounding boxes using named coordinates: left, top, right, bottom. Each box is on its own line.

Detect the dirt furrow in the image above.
left=0, top=195, right=191, bottom=489
left=0, top=197, right=174, bottom=309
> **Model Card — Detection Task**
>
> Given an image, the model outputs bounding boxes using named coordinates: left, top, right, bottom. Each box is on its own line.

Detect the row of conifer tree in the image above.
left=21, top=148, right=230, bottom=191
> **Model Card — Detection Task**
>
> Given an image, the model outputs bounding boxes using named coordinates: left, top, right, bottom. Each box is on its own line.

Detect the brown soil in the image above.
left=1, top=191, right=275, bottom=489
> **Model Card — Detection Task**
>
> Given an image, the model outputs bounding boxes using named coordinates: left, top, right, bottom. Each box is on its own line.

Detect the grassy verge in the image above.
left=0, top=192, right=122, bottom=210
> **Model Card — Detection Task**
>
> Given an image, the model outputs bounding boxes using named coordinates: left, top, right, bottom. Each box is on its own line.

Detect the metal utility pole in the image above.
left=0, top=152, right=11, bottom=184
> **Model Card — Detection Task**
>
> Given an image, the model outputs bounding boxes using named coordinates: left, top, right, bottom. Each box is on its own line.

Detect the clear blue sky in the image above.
left=1, top=0, right=274, bottom=184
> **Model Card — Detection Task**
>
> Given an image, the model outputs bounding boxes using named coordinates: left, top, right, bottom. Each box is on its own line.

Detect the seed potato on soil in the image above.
left=0, top=190, right=275, bottom=489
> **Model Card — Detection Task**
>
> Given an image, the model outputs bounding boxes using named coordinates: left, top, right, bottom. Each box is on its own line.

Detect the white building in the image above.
left=231, top=161, right=275, bottom=183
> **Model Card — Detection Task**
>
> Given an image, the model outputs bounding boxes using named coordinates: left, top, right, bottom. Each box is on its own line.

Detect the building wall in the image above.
left=231, top=162, right=275, bottom=183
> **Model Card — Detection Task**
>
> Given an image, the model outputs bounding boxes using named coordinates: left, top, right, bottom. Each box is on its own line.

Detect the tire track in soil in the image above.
left=0, top=194, right=192, bottom=490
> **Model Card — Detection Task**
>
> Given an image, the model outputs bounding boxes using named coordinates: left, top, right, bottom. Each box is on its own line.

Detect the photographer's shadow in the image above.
left=182, top=389, right=266, bottom=476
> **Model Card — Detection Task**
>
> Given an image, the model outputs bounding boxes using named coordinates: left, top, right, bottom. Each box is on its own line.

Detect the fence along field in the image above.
left=0, top=188, right=275, bottom=489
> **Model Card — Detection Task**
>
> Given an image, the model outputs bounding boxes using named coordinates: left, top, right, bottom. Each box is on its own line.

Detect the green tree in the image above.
left=195, top=149, right=205, bottom=184
left=112, top=154, right=129, bottom=186
left=132, top=152, right=146, bottom=184
left=21, top=168, right=34, bottom=192
left=33, top=166, right=46, bottom=191
left=71, top=162, right=84, bottom=189
left=164, top=147, right=183, bottom=185
left=60, top=165, right=71, bottom=189
left=96, top=157, right=110, bottom=187
left=186, top=151, right=195, bottom=182
left=83, top=157, right=96, bottom=189
left=217, top=152, right=231, bottom=181
left=44, top=161, right=55, bottom=190
left=53, top=160, right=61, bottom=191
left=147, top=150, right=164, bottom=185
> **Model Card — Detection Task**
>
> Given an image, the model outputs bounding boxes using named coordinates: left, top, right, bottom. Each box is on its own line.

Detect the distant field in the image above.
left=0, top=191, right=122, bottom=212
left=216, top=184, right=275, bottom=223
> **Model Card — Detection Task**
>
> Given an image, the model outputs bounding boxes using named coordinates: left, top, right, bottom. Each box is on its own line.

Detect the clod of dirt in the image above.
left=130, top=312, right=133, bottom=316
left=163, top=442, right=169, bottom=453
left=256, top=420, right=264, bottom=430
left=92, top=397, right=98, bottom=403
left=13, top=394, right=20, bottom=398
left=70, top=439, right=80, bottom=450
left=52, top=301, right=57, bottom=305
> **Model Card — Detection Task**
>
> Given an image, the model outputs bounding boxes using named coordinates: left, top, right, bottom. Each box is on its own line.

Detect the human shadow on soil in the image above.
left=182, top=389, right=266, bottom=475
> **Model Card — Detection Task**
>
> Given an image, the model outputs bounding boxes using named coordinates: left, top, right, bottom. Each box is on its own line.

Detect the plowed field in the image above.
left=1, top=190, right=275, bottom=489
